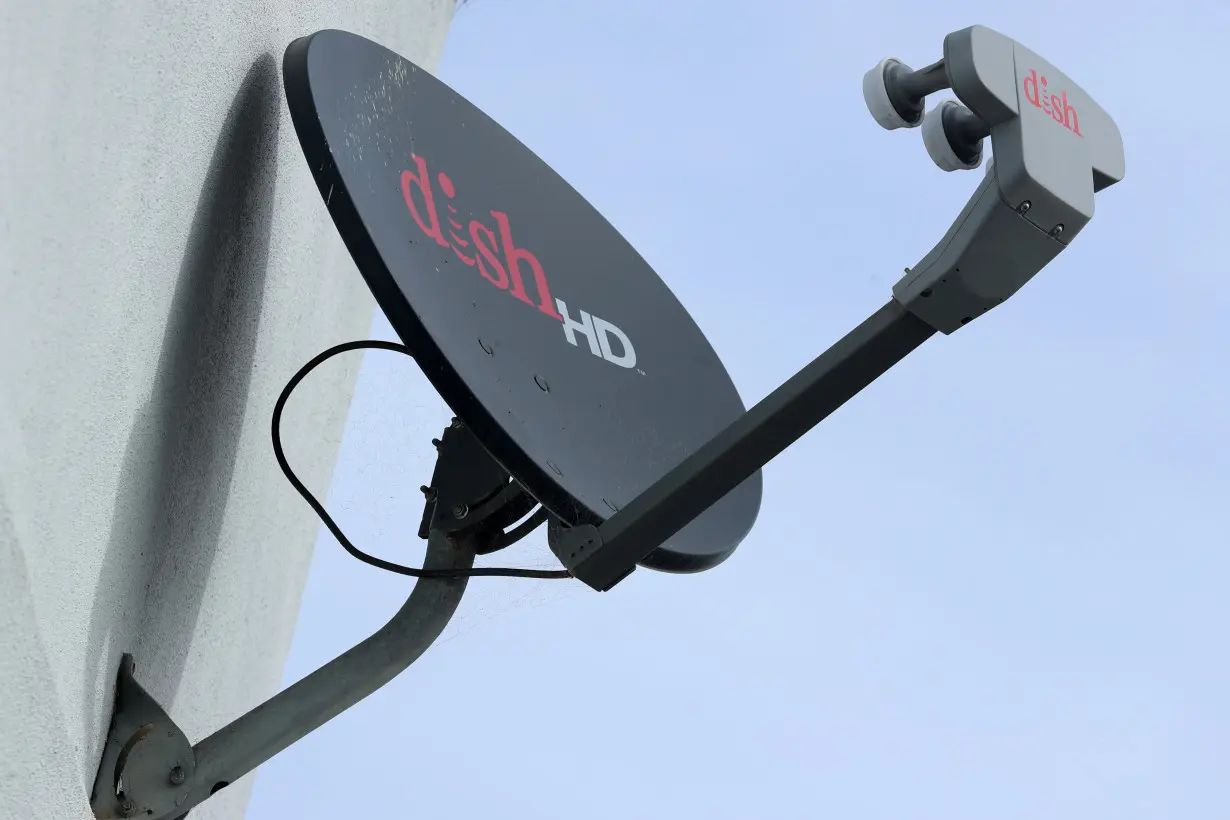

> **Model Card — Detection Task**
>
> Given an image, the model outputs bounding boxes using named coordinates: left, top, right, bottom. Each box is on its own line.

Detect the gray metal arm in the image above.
left=550, top=300, right=936, bottom=591
left=90, top=527, right=476, bottom=820
left=181, top=527, right=475, bottom=813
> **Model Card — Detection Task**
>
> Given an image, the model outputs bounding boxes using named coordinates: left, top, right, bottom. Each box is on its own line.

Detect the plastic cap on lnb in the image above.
left=922, top=100, right=983, bottom=172
left=863, top=58, right=923, bottom=130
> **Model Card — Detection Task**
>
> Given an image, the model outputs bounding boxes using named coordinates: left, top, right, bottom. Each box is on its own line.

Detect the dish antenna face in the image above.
left=285, top=29, right=762, bottom=576
left=89, top=26, right=1123, bottom=820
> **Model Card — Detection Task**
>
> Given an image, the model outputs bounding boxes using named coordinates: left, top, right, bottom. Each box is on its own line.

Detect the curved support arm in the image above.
left=171, top=528, right=475, bottom=818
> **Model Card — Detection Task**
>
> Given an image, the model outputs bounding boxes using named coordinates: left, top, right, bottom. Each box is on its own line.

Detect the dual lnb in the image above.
left=863, top=57, right=991, bottom=172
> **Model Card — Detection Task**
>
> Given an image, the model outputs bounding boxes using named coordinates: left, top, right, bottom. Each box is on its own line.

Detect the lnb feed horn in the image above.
left=863, top=52, right=992, bottom=170
left=862, top=56, right=950, bottom=130
left=885, top=24, right=1125, bottom=335
left=922, top=99, right=987, bottom=172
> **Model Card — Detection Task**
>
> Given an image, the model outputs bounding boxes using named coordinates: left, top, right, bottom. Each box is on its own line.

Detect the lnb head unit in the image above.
left=865, top=24, right=1126, bottom=333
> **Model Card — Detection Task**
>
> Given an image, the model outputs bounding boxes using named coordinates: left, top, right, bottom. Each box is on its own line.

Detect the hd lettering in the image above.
left=400, top=154, right=637, bottom=369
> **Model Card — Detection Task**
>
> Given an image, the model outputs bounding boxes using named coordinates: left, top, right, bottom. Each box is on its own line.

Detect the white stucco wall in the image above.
left=0, top=3, right=455, bottom=818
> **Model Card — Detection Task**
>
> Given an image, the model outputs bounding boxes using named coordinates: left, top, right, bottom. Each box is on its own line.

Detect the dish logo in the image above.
left=1022, top=69, right=1082, bottom=136
left=400, top=154, right=637, bottom=369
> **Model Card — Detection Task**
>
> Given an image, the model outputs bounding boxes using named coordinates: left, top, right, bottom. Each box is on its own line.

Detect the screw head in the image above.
left=118, top=797, right=137, bottom=817
left=420, top=485, right=437, bottom=502
left=1049, top=223, right=1065, bottom=237
left=169, top=765, right=186, bottom=786
left=450, top=417, right=463, bottom=429
left=1017, top=200, right=1032, bottom=214
left=452, top=503, right=469, bottom=519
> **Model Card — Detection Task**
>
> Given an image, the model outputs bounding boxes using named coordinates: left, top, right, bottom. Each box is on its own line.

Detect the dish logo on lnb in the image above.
left=1021, top=69, right=1082, bottom=136
left=400, top=154, right=638, bottom=370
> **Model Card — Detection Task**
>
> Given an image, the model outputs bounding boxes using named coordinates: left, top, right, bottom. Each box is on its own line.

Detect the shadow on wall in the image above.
left=81, top=53, right=281, bottom=794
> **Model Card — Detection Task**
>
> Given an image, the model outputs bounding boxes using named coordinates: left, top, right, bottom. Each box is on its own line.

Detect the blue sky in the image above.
left=248, top=2, right=1229, bottom=818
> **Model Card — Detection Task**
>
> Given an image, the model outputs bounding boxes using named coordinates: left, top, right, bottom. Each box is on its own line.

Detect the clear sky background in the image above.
left=247, top=2, right=1229, bottom=818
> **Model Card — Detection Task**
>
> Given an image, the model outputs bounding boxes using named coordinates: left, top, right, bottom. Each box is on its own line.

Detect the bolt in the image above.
left=420, top=485, right=437, bottom=501
left=534, top=374, right=550, bottom=392
left=1049, top=223, right=1064, bottom=237
left=452, top=503, right=469, bottom=519
left=169, top=766, right=186, bottom=786
left=431, top=438, right=442, bottom=448
left=450, top=417, right=463, bottom=429
left=118, top=797, right=137, bottom=818
left=1017, top=200, right=1032, bottom=214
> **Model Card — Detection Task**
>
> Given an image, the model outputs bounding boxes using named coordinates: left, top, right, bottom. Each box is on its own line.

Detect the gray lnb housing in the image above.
left=893, top=25, right=1125, bottom=334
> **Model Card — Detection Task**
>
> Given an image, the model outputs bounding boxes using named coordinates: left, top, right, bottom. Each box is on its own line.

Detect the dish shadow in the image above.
left=82, top=52, right=280, bottom=793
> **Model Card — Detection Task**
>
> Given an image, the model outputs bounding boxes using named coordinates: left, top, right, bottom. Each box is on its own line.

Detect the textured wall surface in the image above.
left=0, top=2, right=454, bottom=818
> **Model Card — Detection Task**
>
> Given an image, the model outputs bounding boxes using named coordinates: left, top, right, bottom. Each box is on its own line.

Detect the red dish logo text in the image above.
left=400, top=154, right=637, bottom=370
left=1022, top=69, right=1082, bottom=136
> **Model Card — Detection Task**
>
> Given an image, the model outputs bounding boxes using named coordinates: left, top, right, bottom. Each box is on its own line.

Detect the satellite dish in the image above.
left=281, top=28, right=762, bottom=576
left=90, top=25, right=1125, bottom=820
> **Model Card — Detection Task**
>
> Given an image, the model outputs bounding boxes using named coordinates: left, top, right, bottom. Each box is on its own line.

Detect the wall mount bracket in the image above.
left=90, top=654, right=195, bottom=819
left=89, top=421, right=525, bottom=819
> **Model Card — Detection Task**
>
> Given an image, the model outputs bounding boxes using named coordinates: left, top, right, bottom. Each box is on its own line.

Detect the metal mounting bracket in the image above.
left=89, top=420, right=522, bottom=819
left=91, top=655, right=195, bottom=819
left=417, top=418, right=538, bottom=551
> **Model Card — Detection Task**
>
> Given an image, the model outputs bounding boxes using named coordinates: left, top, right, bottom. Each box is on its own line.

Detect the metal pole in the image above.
left=169, top=527, right=476, bottom=818
left=559, top=299, right=937, bottom=590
